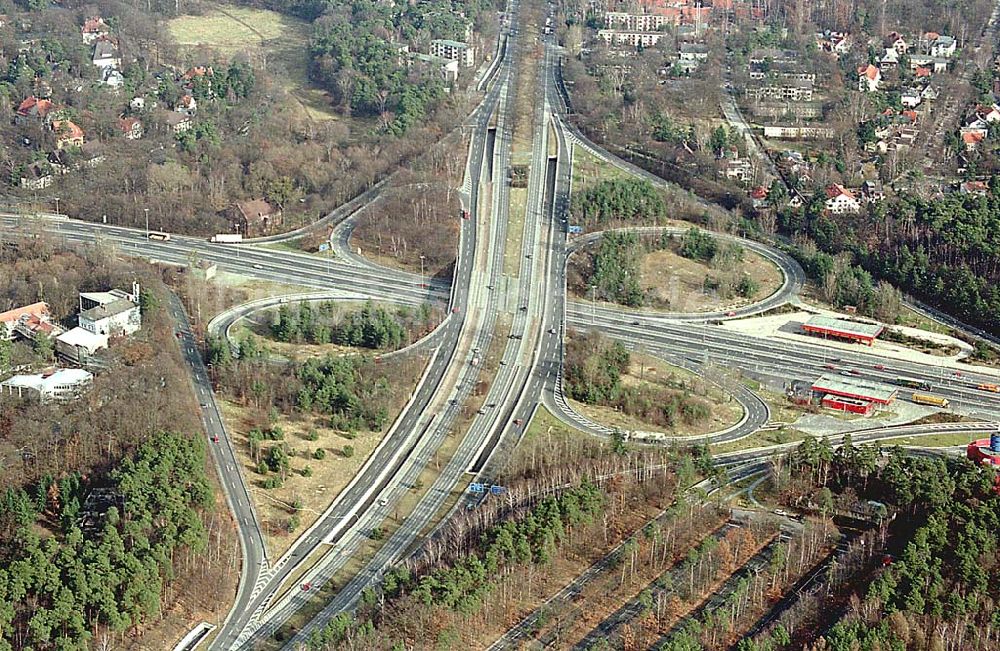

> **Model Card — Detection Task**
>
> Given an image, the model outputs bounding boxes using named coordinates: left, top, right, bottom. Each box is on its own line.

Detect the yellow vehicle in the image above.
left=977, top=383, right=999, bottom=393
left=911, top=393, right=949, bottom=408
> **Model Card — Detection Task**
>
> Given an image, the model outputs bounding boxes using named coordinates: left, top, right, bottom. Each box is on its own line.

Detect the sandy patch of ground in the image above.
left=639, top=246, right=782, bottom=313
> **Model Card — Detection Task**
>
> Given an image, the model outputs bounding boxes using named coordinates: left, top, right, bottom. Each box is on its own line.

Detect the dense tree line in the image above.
left=588, top=231, right=644, bottom=306
left=209, top=335, right=404, bottom=433
left=570, top=178, right=666, bottom=230
left=0, top=431, right=212, bottom=650
left=564, top=331, right=711, bottom=430
left=300, top=436, right=709, bottom=651
left=270, top=300, right=434, bottom=350
left=780, top=184, right=1000, bottom=330
left=775, top=438, right=1000, bottom=651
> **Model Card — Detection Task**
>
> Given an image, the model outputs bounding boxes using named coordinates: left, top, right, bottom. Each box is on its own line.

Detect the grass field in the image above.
left=167, top=4, right=339, bottom=121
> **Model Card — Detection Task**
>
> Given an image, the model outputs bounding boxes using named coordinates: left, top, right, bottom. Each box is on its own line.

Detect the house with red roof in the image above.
left=962, top=131, right=985, bottom=151
left=824, top=185, right=860, bottom=214
left=857, top=64, right=881, bottom=92
left=81, top=16, right=109, bottom=44
left=15, top=96, right=56, bottom=124
left=0, top=302, right=50, bottom=340
left=118, top=117, right=143, bottom=140
left=51, top=120, right=85, bottom=149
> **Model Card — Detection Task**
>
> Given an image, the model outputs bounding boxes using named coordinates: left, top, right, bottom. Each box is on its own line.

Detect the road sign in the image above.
left=568, top=225, right=583, bottom=234
left=318, top=242, right=330, bottom=252
left=468, top=483, right=485, bottom=494
left=490, top=485, right=506, bottom=495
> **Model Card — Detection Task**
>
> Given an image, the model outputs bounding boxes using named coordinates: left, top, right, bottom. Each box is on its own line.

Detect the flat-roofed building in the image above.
left=801, top=315, right=884, bottom=345
left=429, top=39, right=475, bottom=68
left=812, top=374, right=897, bottom=405
left=1, top=368, right=93, bottom=402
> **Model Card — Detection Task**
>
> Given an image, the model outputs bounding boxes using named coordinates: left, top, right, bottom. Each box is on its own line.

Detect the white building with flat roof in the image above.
left=1, top=368, right=93, bottom=402
left=55, top=327, right=108, bottom=365
left=429, top=39, right=475, bottom=68
left=78, top=285, right=141, bottom=338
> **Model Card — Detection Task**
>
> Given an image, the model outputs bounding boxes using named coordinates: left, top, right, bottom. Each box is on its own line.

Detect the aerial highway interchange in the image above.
left=2, top=2, right=999, bottom=649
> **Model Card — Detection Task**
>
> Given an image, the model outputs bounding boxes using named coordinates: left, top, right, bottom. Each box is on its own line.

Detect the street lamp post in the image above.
left=54, top=197, right=60, bottom=216
left=590, top=284, right=597, bottom=325
left=144, top=208, right=149, bottom=239
left=420, top=255, right=426, bottom=288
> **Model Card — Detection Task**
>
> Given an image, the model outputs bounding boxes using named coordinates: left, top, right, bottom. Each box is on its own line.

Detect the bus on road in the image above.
left=911, top=393, right=949, bottom=408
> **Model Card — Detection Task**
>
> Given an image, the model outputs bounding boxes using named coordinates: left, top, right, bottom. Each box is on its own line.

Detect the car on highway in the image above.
left=848, top=369, right=861, bottom=375
left=252, top=263, right=263, bottom=269
left=548, top=327, right=556, bottom=334
left=212, top=435, right=219, bottom=443
left=726, top=311, right=737, bottom=317
left=874, top=363, right=886, bottom=370
left=824, top=363, right=837, bottom=370
left=377, top=498, right=388, bottom=507
left=513, top=418, right=523, bottom=426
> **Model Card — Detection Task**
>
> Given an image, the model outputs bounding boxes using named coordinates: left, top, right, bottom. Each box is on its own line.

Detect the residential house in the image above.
left=227, top=199, right=283, bottom=237
left=163, top=111, right=192, bottom=134
left=182, top=66, right=213, bottom=82
left=429, top=39, right=474, bottom=68
left=130, top=97, right=146, bottom=111
left=962, top=131, right=985, bottom=151
left=960, top=180, right=989, bottom=195
left=12, top=312, right=63, bottom=342
left=719, top=152, right=753, bottom=183
left=92, top=39, right=120, bottom=69
left=885, top=32, right=909, bottom=54
left=679, top=43, right=710, bottom=61
left=78, top=287, right=142, bottom=338
left=101, top=67, right=124, bottom=89
left=920, top=84, right=939, bottom=100
left=861, top=180, right=885, bottom=203
left=55, top=327, right=108, bottom=365
left=15, top=96, right=56, bottom=124
left=19, top=163, right=53, bottom=190
left=909, top=54, right=948, bottom=72
left=880, top=48, right=899, bottom=68
left=816, top=31, right=851, bottom=57
left=0, top=369, right=93, bottom=402
left=175, top=95, right=197, bottom=116
left=51, top=120, right=84, bottom=149
left=930, top=34, right=956, bottom=58
left=0, top=302, right=50, bottom=340
left=974, top=103, right=1000, bottom=123
left=81, top=17, right=108, bottom=44
left=119, top=117, right=143, bottom=140
left=750, top=185, right=769, bottom=209
left=598, top=30, right=663, bottom=48
left=857, top=64, right=881, bottom=92
left=901, top=89, right=922, bottom=108
left=824, top=184, right=861, bottom=214
left=915, top=66, right=932, bottom=79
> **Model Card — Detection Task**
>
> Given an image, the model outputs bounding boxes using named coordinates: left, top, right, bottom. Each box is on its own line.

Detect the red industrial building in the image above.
left=812, top=374, right=897, bottom=405
left=967, top=435, right=1000, bottom=494
left=821, top=394, right=875, bottom=415
left=801, top=315, right=884, bottom=346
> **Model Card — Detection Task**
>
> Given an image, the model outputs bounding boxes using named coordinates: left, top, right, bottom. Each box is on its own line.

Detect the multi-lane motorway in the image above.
left=3, top=2, right=999, bottom=649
